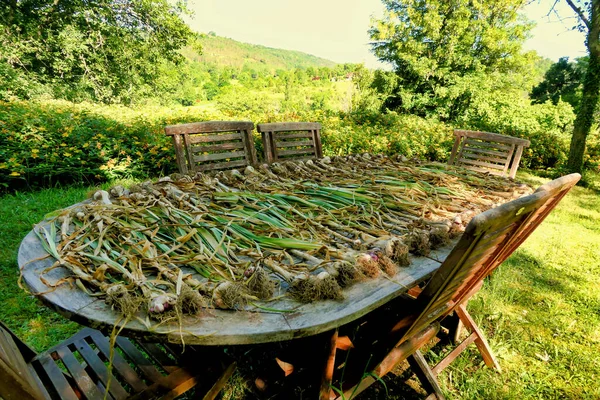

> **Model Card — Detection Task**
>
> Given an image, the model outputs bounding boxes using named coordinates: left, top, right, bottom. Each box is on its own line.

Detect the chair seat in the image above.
left=1, top=323, right=235, bottom=400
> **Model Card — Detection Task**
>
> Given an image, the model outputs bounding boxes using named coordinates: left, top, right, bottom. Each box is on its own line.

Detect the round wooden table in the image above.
left=19, top=218, right=452, bottom=346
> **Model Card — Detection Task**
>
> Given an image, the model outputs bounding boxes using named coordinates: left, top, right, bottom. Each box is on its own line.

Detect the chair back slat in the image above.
left=0, top=324, right=45, bottom=400
left=401, top=173, right=580, bottom=340
left=165, top=121, right=257, bottom=174
left=257, top=122, right=323, bottom=164
left=449, top=130, right=530, bottom=178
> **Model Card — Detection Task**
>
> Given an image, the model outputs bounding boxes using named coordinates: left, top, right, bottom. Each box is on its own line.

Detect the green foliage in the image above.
left=369, top=0, right=536, bottom=119
left=0, top=0, right=195, bottom=104
left=184, top=34, right=336, bottom=72
left=0, top=100, right=227, bottom=188
left=530, top=57, right=583, bottom=110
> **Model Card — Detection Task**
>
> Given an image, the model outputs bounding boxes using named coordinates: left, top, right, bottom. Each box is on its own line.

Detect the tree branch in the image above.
left=565, top=0, right=591, bottom=30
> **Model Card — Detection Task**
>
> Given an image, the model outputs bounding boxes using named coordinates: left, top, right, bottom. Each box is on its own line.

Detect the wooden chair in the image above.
left=257, top=122, right=323, bottom=164
left=164, top=121, right=258, bottom=174
left=448, top=130, right=530, bottom=179
left=0, top=321, right=236, bottom=400
left=323, top=173, right=580, bottom=400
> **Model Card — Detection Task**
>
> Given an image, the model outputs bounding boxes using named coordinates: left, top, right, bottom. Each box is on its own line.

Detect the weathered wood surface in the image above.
left=453, top=129, right=530, bottom=147
left=257, top=122, right=322, bottom=163
left=448, top=129, right=531, bottom=179
left=164, top=121, right=254, bottom=135
left=18, top=224, right=451, bottom=346
left=256, top=122, right=321, bottom=132
left=164, top=121, right=257, bottom=173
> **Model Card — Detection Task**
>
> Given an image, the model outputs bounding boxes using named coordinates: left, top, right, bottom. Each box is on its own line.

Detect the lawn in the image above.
left=1, top=172, right=598, bottom=399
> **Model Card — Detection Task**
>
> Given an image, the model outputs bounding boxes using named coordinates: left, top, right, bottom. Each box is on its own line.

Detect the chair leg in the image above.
left=334, top=323, right=440, bottom=400
left=320, top=329, right=338, bottom=400
left=202, top=361, right=237, bottom=400
left=455, top=304, right=501, bottom=372
left=407, top=350, right=446, bottom=400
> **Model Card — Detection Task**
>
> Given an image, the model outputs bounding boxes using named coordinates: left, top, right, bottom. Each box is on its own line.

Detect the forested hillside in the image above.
left=184, top=33, right=336, bottom=71
left=1, top=0, right=599, bottom=192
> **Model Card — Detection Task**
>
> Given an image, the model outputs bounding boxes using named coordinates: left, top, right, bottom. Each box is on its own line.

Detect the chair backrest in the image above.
left=0, top=322, right=45, bottom=400
left=257, top=122, right=323, bottom=164
left=448, top=129, right=530, bottom=179
left=164, top=121, right=258, bottom=174
left=401, top=173, right=580, bottom=341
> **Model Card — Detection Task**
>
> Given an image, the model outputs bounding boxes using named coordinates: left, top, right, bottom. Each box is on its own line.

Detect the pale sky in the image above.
left=186, top=0, right=588, bottom=69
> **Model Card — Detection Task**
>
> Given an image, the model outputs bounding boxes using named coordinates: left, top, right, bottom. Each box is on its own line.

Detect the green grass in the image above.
left=1, top=173, right=598, bottom=398
left=0, top=179, right=138, bottom=350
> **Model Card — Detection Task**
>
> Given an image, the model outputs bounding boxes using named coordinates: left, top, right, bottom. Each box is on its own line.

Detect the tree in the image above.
left=562, top=0, right=600, bottom=173
left=530, top=57, right=582, bottom=109
left=0, top=0, right=195, bottom=104
left=369, top=0, right=535, bottom=120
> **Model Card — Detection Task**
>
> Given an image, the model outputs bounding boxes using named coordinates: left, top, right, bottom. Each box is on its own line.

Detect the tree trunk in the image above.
left=567, top=0, right=600, bottom=173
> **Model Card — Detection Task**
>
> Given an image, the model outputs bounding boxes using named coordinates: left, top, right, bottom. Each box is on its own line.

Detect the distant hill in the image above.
left=183, top=33, right=337, bottom=71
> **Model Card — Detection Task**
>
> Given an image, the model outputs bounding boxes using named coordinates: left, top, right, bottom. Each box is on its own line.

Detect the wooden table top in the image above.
left=18, top=223, right=453, bottom=345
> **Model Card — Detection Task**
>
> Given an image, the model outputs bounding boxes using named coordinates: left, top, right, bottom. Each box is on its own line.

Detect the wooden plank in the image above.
left=135, top=342, right=178, bottom=374
left=456, top=305, right=501, bottom=371
left=509, top=145, right=525, bottom=179
left=202, top=362, right=237, bottom=400
left=462, top=146, right=510, bottom=158
left=275, top=140, right=314, bottom=148
left=193, top=150, right=247, bottom=163
left=130, top=368, right=199, bottom=400
left=407, top=351, right=446, bottom=400
left=196, top=159, right=249, bottom=172
left=0, top=330, right=45, bottom=400
left=242, top=128, right=258, bottom=166
left=170, top=134, right=188, bottom=174
left=458, top=158, right=506, bottom=170
left=461, top=151, right=508, bottom=165
left=502, top=144, right=516, bottom=174
left=74, top=339, right=129, bottom=400
left=187, top=133, right=242, bottom=144
left=35, top=355, right=79, bottom=400
left=257, top=122, right=321, bottom=132
left=463, top=138, right=513, bottom=152
left=338, top=323, right=440, bottom=400
left=431, top=331, right=477, bottom=375
left=455, top=130, right=530, bottom=147
left=165, top=121, right=253, bottom=135
left=87, top=331, right=147, bottom=392
left=55, top=346, right=105, bottom=400
left=261, top=132, right=274, bottom=164
left=278, top=148, right=316, bottom=157
left=183, top=134, right=196, bottom=173
left=191, top=141, right=245, bottom=153
left=313, top=129, right=323, bottom=158
left=448, top=136, right=462, bottom=165
left=114, top=337, right=164, bottom=383
left=274, top=132, right=313, bottom=139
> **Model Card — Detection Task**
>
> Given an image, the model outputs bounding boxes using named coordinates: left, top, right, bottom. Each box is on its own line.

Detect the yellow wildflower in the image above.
left=10, top=171, right=20, bottom=176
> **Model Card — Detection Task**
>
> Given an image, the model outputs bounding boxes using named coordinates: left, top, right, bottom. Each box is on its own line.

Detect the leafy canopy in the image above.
left=369, top=0, right=535, bottom=119
left=530, top=57, right=583, bottom=110
left=0, top=0, right=195, bottom=103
